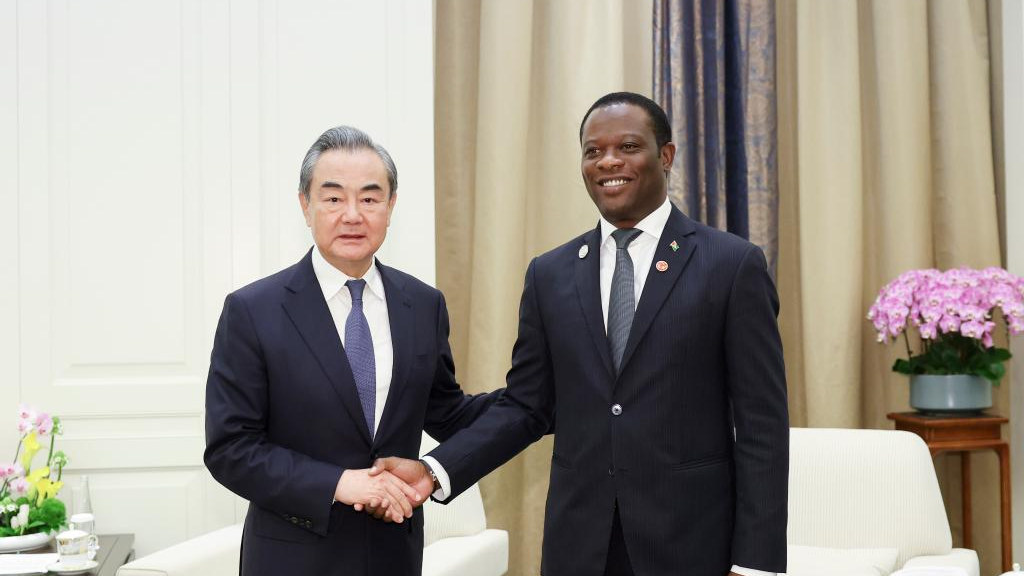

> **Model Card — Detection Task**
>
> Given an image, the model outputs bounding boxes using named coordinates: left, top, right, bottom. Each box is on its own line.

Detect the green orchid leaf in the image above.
left=893, top=359, right=914, bottom=374
left=988, top=348, right=1012, bottom=362
left=987, top=362, right=1006, bottom=383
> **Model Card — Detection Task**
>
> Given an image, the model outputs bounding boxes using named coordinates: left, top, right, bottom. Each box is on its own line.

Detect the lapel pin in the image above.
left=670, top=240, right=679, bottom=252
left=656, top=260, right=669, bottom=272
left=578, top=245, right=589, bottom=259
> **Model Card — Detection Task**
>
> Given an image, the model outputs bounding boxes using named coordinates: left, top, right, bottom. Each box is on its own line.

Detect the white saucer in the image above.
left=45, top=560, right=98, bottom=575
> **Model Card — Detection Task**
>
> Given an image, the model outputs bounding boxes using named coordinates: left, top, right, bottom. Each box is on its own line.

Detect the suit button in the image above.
left=607, top=466, right=615, bottom=476
left=305, top=521, right=312, bottom=528
left=290, top=517, right=298, bottom=524
left=611, top=404, right=623, bottom=416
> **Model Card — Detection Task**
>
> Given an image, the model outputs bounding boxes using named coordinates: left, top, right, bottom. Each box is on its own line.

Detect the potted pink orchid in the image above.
left=867, top=267, right=1024, bottom=413
left=0, top=405, right=68, bottom=551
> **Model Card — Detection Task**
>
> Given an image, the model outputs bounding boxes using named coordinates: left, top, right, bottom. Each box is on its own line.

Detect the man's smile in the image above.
left=597, top=176, right=633, bottom=189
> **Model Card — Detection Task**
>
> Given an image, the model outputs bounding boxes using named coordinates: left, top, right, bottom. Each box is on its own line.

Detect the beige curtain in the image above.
left=436, top=0, right=1005, bottom=573
left=434, top=1, right=652, bottom=574
left=776, top=1, right=1005, bottom=573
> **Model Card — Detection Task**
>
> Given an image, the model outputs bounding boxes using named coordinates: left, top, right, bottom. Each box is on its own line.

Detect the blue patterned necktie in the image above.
left=608, top=228, right=643, bottom=373
left=344, top=279, right=376, bottom=436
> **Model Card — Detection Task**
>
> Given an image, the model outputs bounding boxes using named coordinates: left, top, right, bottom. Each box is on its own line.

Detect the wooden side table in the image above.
left=36, top=533, right=134, bottom=575
left=93, top=534, right=135, bottom=576
left=888, top=412, right=1012, bottom=571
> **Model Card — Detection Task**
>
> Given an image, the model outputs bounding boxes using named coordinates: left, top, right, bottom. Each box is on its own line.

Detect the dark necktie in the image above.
left=607, top=228, right=643, bottom=374
left=344, top=279, right=376, bottom=436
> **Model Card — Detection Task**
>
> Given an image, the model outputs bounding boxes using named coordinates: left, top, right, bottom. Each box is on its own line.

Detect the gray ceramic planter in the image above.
left=909, top=374, right=992, bottom=413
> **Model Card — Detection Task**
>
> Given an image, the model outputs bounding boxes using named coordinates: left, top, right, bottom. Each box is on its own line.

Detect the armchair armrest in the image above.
left=116, top=524, right=242, bottom=576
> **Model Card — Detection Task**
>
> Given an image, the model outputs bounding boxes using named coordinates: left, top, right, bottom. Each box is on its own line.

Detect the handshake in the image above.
left=333, top=457, right=434, bottom=523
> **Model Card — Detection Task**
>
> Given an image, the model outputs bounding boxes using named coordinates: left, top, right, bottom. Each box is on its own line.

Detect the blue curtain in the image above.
left=654, top=0, right=778, bottom=276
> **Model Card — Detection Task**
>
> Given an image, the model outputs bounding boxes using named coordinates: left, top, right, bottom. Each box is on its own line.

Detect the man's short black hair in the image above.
left=579, top=92, right=673, bottom=149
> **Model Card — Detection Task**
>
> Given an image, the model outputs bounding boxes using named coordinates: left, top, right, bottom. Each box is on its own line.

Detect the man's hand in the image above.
left=371, top=457, right=436, bottom=496
left=357, top=457, right=436, bottom=520
left=334, top=468, right=422, bottom=523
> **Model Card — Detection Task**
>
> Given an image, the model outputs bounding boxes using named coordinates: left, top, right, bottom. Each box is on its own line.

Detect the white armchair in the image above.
left=116, top=433, right=508, bottom=576
left=787, top=427, right=979, bottom=576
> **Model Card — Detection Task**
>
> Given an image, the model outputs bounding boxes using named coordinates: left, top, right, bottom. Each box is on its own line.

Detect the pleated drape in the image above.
left=776, top=1, right=1004, bottom=572
left=653, top=0, right=779, bottom=274
left=434, top=2, right=652, bottom=573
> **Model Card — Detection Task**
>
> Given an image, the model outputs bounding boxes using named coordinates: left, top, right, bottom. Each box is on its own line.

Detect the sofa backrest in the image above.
left=788, top=428, right=953, bottom=567
left=420, top=432, right=488, bottom=547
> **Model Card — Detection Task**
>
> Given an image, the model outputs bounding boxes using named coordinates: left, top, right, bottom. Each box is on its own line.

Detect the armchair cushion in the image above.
left=422, top=529, right=509, bottom=576
left=783, top=544, right=899, bottom=576
left=899, top=548, right=979, bottom=576
left=789, top=428, right=954, bottom=567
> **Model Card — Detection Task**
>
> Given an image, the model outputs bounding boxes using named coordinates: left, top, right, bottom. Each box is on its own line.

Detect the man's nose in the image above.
left=596, top=152, right=623, bottom=170
left=340, top=202, right=362, bottom=223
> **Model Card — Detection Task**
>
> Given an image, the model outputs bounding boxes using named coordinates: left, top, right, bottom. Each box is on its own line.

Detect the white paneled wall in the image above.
left=0, top=0, right=435, bottom=556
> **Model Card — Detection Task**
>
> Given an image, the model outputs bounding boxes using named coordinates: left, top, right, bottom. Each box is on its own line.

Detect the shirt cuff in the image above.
left=731, top=566, right=776, bottom=576
left=419, top=455, right=451, bottom=501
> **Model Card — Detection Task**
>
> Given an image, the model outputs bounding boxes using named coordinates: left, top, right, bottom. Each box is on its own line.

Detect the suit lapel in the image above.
left=618, top=207, right=697, bottom=376
left=281, top=251, right=372, bottom=446
left=574, top=226, right=615, bottom=380
left=372, top=261, right=413, bottom=449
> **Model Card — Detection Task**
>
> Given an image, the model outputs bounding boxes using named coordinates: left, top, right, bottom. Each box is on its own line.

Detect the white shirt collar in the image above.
left=311, top=248, right=386, bottom=302
left=599, top=196, right=672, bottom=245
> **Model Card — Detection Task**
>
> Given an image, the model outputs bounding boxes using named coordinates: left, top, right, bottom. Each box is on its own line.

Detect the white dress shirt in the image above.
left=425, top=199, right=773, bottom=576
left=312, top=248, right=393, bottom=436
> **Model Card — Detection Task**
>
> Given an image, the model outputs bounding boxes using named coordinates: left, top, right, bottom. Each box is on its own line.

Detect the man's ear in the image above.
left=386, top=191, right=397, bottom=226
left=298, top=191, right=312, bottom=227
left=660, top=142, right=676, bottom=172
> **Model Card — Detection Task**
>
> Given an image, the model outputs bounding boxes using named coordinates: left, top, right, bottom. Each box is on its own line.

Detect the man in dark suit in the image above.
left=204, top=125, right=499, bottom=575
left=370, top=93, right=789, bottom=576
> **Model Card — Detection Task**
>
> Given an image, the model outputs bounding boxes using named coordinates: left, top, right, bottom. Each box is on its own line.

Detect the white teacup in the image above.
left=55, top=529, right=98, bottom=568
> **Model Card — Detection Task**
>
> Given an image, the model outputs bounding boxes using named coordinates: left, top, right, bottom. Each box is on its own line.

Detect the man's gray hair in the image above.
left=298, top=125, right=398, bottom=198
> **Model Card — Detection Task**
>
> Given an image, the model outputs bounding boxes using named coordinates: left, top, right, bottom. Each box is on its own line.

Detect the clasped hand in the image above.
left=343, top=457, right=435, bottom=522
left=334, top=466, right=425, bottom=524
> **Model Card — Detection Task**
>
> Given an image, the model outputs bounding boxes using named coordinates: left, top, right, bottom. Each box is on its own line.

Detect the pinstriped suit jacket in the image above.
left=427, top=205, right=789, bottom=576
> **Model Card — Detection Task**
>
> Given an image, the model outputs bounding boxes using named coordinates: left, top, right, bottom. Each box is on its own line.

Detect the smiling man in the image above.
left=371, top=93, right=789, bottom=576
left=204, top=126, right=500, bottom=575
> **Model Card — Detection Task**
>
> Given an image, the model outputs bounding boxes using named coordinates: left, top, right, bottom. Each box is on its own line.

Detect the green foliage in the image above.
left=892, top=333, right=1013, bottom=384
left=29, top=497, right=66, bottom=533
left=0, top=497, right=66, bottom=536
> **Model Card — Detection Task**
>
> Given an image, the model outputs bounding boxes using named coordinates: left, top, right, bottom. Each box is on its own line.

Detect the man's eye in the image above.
left=362, top=197, right=378, bottom=204
left=622, top=143, right=638, bottom=151
left=584, top=148, right=599, bottom=157
left=328, top=197, right=340, bottom=203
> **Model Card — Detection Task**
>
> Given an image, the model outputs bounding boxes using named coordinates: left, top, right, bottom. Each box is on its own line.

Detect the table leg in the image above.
left=998, top=444, right=1012, bottom=572
left=962, top=452, right=972, bottom=549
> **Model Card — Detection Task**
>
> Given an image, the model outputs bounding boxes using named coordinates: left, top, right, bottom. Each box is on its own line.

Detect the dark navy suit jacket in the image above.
left=204, top=250, right=500, bottom=576
left=427, top=206, right=789, bottom=576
